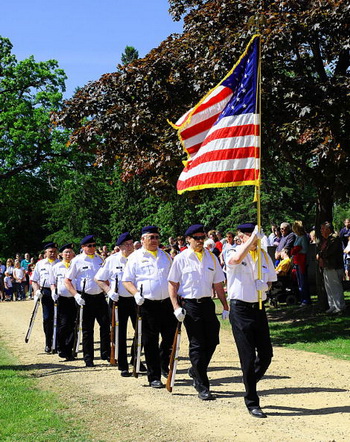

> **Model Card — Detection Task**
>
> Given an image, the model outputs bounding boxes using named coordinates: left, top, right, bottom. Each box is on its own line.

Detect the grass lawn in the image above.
left=217, top=291, right=350, bottom=361
left=0, top=344, right=89, bottom=441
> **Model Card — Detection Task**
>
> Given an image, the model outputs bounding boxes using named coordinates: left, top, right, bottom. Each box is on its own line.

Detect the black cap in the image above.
left=185, top=224, right=205, bottom=237
left=116, top=232, right=133, bottom=246
left=59, top=243, right=74, bottom=253
left=80, top=235, right=95, bottom=246
left=237, top=223, right=255, bottom=233
left=44, top=242, right=58, bottom=250
left=141, top=225, right=159, bottom=235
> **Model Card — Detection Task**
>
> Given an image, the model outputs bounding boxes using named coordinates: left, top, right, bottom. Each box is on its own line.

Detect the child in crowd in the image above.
left=4, top=271, right=13, bottom=301
left=275, top=248, right=292, bottom=278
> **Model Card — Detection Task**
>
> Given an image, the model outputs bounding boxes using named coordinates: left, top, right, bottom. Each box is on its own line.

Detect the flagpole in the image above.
left=256, top=35, right=263, bottom=309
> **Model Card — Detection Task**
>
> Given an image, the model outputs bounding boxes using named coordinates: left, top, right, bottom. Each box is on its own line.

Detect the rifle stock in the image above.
left=73, top=278, right=85, bottom=356
left=52, top=278, right=58, bottom=353
left=110, top=276, right=119, bottom=365
left=166, top=320, right=182, bottom=392
left=133, top=284, right=143, bottom=378
left=24, top=279, right=46, bottom=343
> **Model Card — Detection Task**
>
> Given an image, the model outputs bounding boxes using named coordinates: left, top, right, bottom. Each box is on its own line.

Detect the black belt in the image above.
left=144, top=298, right=170, bottom=303
left=182, top=297, right=212, bottom=304
left=230, top=299, right=265, bottom=309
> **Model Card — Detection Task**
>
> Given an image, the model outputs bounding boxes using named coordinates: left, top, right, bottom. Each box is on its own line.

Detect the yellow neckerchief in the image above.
left=48, top=259, right=55, bottom=264
left=194, top=249, right=204, bottom=262
left=249, top=250, right=258, bottom=262
left=147, top=250, right=158, bottom=258
left=63, top=261, right=70, bottom=268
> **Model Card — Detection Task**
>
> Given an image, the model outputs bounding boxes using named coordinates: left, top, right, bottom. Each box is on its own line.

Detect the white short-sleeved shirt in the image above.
left=13, top=267, right=26, bottom=281
left=50, top=261, right=74, bottom=297
left=95, top=252, right=132, bottom=297
left=4, top=276, right=12, bottom=288
left=168, top=248, right=225, bottom=299
left=122, top=247, right=172, bottom=300
left=32, top=258, right=60, bottom=288
left=65, top=253, right=104, bottom=295
left=226, top=246, right=277, bottom=302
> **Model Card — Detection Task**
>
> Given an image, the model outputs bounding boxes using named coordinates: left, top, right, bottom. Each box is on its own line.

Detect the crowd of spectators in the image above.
left=1, top=218, right=348, bottom=312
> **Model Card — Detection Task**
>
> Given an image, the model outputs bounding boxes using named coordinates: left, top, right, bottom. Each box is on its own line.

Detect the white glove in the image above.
left=222, top=310, right=229, bottom=320
left=174, top=307, right=186, bottom=322
left=255, top=279, right=269, bottom=292
left=107, top=288, right=119, bottom=302
left=51, top=290, right=59, bottom=302
left=34, top=289, right=43, bottom=303
left=74, top=293, right=85, bottom=306
left=252, top=225, right=264, bottom=240
left=134, top=291, right=144, bottom=306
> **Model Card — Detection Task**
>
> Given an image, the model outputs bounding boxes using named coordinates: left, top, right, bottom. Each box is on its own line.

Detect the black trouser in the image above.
left=141, top=298, right=177, bottom=383
left=229, top=299, right=273, bottom=410
left=57, top=296, right=77, bottom=357
left=182, top=297, right=220, bottom=390
left=41, top=288, right=54, bottom=348
left=112, top=296, right=137, bottom=371
left=82, top=293, right=110, bottom=363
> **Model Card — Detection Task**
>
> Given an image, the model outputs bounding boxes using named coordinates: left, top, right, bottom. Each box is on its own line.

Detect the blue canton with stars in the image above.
left=216, top=37, right=259, bottom=123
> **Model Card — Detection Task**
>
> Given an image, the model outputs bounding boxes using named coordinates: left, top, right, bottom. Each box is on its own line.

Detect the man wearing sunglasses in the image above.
left=123, top=225, right=177, bottom=389
left=65, top=235, right=109, bottom=367
left=168, top=224, right=229, bottom=400
left=226, top=223, right=277, bottom=418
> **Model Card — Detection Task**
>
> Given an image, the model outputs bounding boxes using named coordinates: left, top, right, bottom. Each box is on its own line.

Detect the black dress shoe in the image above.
left=139, top=362, right=147, bottom=373
left=161, top=368, right=169, bottom=378
left=65, top=355, right=75, bottom=361
left=249, top=407, right=267, bottom=418
left=85, top=361, right=95, bottom=367
left=149, top=379, right=164, bottom=389
left=58, top=352, right=67, bottom=359
left=121, top=370, right=131, bottom=377
left=44, top=346, right=51, bottom=353
left=198, top=389, right=216, bottom=401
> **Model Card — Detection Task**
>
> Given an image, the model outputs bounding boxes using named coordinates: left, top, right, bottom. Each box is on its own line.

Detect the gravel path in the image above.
left=0, top=300, right=349, bottom=441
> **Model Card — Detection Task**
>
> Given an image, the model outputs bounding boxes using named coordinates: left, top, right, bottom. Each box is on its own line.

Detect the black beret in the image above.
left=59, top=243, right=74, bottom=253
left=237, top=223, right=255, bottom=233
left=80, top=235, right=95, bottom=246
left=116, top=232, right=133, bottom=246
left=141, top=225, right=159, bottom=235
left=44, top=242, right=58, bottom=250
left=185, top=224, right=205, bottom=237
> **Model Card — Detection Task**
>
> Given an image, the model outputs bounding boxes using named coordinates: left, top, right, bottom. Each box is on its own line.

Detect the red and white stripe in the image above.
left=176, top=112, right=260, bottom=193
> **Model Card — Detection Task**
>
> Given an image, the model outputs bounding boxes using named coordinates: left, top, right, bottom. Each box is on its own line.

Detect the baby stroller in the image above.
left=267, top=265, right=300, bottom=307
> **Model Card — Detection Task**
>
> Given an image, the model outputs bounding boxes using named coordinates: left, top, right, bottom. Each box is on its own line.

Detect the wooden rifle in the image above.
left=25, top=279, right=46, bottom=343
left=73, top=278, right=85, bottom=356
left=132, top=284, right=143, bottom=378
left=166, top=308, right=184, bottom=392
left=110, top=276, right=119, bottom=365
left=52, top=278, right=58, bottom=353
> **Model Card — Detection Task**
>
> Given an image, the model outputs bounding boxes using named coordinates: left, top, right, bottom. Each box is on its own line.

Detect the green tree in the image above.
left=0, top=36, right=67, bottom=179
left=120, top=46, right=139, bottom=65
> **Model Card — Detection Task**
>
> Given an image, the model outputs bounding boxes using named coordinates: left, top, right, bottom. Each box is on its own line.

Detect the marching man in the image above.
left=168, top=224, right=229, bottom=400
left=226, top=223, right=277, bottom=418
left=50, top=243, right=76, bottom=361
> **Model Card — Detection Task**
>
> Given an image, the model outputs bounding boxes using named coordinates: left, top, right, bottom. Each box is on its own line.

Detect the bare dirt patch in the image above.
left=0, top=301, right=349, bottom=441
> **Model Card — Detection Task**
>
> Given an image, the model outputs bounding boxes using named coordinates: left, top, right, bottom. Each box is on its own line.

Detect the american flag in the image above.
left=172, top=35, right=261, bottom=194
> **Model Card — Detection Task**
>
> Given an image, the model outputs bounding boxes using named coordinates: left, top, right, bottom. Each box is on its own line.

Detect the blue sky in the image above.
left=1, top=0, right=183, bottom=98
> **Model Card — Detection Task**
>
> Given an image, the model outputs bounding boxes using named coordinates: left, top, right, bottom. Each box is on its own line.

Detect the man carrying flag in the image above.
left=171, top=35, right=273, bottom=415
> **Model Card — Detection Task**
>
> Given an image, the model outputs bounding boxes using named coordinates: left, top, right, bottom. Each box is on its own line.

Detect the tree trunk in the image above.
left=315, top=185, right=334, bottom=310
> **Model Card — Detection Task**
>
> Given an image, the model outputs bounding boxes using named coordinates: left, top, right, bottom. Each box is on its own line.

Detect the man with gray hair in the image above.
left=275, top=222, right=296, bottom=261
